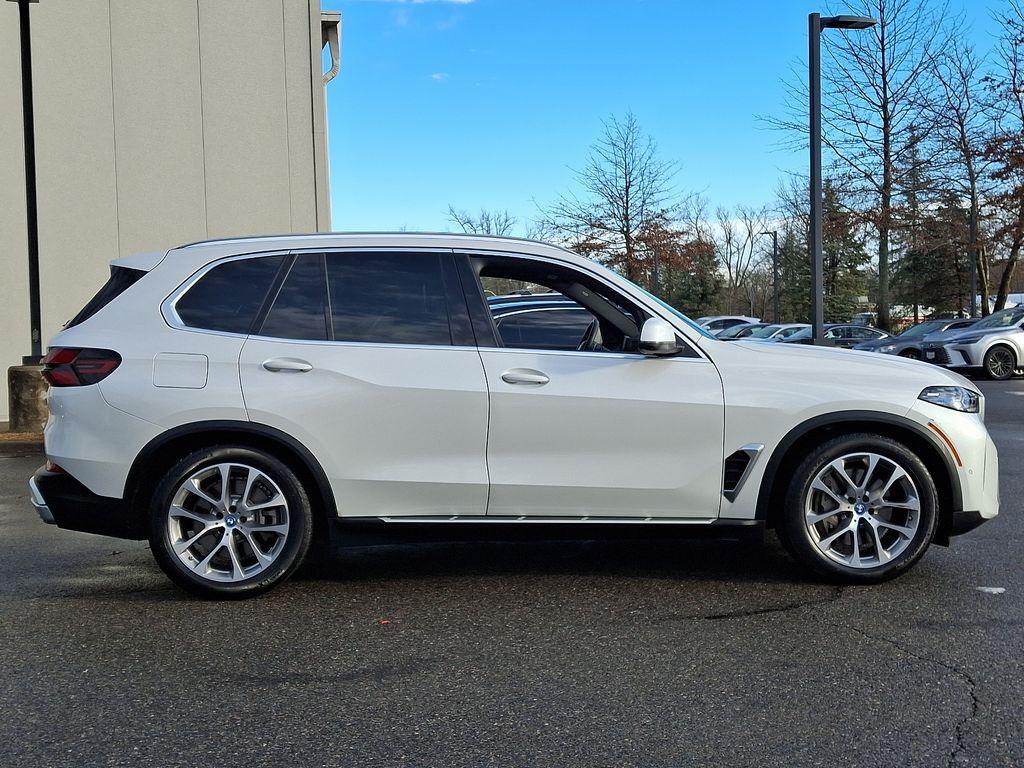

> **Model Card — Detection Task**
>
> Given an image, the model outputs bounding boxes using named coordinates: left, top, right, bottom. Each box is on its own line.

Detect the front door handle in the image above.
left=501, top=368, right=549, bottom=386
left=262, top=357, right=313, bottom=373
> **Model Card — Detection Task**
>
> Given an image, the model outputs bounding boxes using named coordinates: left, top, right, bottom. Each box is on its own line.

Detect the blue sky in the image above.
left=326, top=0, right=999, bottom=234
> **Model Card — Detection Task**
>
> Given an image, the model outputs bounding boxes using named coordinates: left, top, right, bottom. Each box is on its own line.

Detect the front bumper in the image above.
left=922, top=342, right=978, bottom=368
left=29, top=466, right=143, bottom=540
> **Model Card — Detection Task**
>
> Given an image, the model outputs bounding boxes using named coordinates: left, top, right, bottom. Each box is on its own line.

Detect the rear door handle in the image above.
left=501, top=368, right=549, bottom=386
left=262, top=357, right=313, bottom=373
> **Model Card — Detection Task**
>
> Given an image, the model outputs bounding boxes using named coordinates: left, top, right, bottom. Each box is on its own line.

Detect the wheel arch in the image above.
left=754, top=411, right=963, bottom=545
left=124, top=420, right=337, bottom=539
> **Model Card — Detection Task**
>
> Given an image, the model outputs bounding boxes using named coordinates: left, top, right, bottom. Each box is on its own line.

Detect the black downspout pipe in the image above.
left=14, top=0, right=43, bottom=364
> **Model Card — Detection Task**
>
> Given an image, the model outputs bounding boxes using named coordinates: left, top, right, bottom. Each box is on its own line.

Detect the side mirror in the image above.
left=639, top=318, right=681, bottom=356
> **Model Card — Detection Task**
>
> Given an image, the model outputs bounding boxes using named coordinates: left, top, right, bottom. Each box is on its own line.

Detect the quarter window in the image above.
left=326, top=252, right=451, bottom=345
left=260, top=254, right=328, bottom=340
left=175, top=255, right=284, bottom=334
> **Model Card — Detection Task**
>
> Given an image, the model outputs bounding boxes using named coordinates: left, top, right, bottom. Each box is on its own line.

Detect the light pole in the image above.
left=760, top=230, right=779, bottom=322
left=809, top=13, right=876, bottom=344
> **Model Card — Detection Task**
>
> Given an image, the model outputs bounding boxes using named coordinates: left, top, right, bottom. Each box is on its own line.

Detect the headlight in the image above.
left=878, top=344, right=897, bottom=353
left=918, top=386, right=980, bottom=413
left=954, top=334, right=984, bottom=344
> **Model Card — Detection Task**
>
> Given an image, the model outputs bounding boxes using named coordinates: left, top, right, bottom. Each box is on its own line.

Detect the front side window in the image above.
left=176, top=255, right=284, bottom=334
left=327, top=252, right=451, bottom=345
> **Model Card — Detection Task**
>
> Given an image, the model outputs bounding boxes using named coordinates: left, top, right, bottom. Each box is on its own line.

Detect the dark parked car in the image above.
left=852, top=318, right=978, bottom=359
left=487, top=293, right=596, bottom=350
left=779, top=323, right=890, bottom=349
left=715, top=322, right=772, bottom=340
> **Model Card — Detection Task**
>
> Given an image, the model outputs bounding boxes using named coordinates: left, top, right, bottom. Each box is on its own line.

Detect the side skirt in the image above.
left=327, top=516, right=764, bottom=548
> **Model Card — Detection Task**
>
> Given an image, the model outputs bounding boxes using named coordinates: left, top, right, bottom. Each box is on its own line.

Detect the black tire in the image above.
left=149, top=446, right=313, bottom=599
left=777, top=433, right=938, bottom=584
left=899, top=349, right=921, bottom=361
left=983, top=345, right=1017, bottom=380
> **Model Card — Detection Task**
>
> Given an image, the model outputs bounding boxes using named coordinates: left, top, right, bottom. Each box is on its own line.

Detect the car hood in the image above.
left=929, top=325, right=1012, bottom=344
left=713, top=336, right=977, bottom=391
left=850, top=337, right=899, bottom=351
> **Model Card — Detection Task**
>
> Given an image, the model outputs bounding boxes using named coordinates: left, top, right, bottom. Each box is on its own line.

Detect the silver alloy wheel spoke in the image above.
left=804, top=451, right=920, bottom=569
left=166, top=462, right=290, bottom=583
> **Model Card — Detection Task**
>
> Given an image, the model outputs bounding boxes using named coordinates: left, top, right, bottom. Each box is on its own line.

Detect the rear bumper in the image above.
left=29, top=466, right=143, bottom=540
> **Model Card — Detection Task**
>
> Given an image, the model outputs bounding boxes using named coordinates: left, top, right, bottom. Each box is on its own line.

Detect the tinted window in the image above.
left=66, top=266, right=144, bottom=328
left=176, top=255, right=284, bottom=334
left=261, top=254, right=328, bottom=340
left=496, top=309, right=595, bottom=350
left=327, top=252, right=451, bottom=345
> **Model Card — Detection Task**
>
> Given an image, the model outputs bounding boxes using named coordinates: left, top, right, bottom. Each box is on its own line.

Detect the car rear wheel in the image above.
left=983, top=345, right=1017, bottom=380
left=149, top=447, right=313, bottom=598
left=777, top=434, right=938, bottom=583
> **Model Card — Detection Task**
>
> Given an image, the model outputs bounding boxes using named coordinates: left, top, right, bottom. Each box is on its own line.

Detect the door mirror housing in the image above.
left=639, top=318, right=681, bottom=356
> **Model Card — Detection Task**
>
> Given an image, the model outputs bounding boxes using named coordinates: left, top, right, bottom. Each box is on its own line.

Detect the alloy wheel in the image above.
left=166, top=463, right=290, bottom=582
left=803, top=452, right=920, bottom=569
left=987, top=347, right=1015, bottom=379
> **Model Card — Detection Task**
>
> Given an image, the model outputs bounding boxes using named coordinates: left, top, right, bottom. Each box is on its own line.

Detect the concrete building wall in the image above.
left=0, top=0, right=335, bottom=421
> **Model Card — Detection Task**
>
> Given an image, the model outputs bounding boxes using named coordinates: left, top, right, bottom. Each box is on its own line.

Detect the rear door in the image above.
left=238, top=249, right=489, bottom=518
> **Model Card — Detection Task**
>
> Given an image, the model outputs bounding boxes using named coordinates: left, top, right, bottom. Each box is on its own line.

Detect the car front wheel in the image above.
left=983, top=345, right=1017, bottom=380
left=149, top=447, right=313, bottom=598
left=777, top=434, right=938, bottom=583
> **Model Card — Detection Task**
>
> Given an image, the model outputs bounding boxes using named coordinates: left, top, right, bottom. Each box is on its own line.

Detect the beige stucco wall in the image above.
left=0, top=0, right=333, bottom=421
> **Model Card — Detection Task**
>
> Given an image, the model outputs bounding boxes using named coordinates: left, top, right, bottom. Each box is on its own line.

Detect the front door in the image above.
left=465, top=253, right=726, bottom=519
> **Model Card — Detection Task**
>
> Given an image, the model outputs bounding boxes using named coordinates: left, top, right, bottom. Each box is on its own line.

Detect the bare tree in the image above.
left=447, top=206, right=519, bottom=237
left=541, top=113, right=679, bottom=288
left=715, top=205, right=771, bottom=314
left=985, top=1, right=1024, bottom=310
left=768, top=0, right=951, bottom=330
left=923, top=40, right=995, bottom=313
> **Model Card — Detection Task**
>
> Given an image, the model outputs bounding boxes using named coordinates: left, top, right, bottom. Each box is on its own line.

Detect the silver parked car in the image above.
left=852, top=318, right=978, bottom=360
left=920, top=306, right=1024, bottom=380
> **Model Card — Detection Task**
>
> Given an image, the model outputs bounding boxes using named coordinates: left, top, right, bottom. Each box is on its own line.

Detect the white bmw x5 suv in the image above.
left=29, top=234, right=999, bottom=598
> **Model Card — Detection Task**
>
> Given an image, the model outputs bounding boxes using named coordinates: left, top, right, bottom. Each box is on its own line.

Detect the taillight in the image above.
left=42, top=348, right=121, bottom=387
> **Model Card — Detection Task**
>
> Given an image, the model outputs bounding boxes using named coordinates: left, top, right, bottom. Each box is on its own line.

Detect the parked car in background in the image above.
left=28, top=233, right=997, bottom=597
left=487, top=293, right=594, bottom=350
left=715, top=322, right=771, bottom=340
left=920, top=305, right=1024, bottom=379
left=742, top=323, right=810, bottom=341
left=852, top=312, right=877, bottom=326
left=852, top=318, right=978, bottom=359
left=694, top=315, right=760, bottom=334
left=780, top=323, right=890, bottom=349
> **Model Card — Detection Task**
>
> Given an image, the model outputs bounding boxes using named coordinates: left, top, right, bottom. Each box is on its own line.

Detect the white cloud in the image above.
left=429, top=72, right=449, bottom=81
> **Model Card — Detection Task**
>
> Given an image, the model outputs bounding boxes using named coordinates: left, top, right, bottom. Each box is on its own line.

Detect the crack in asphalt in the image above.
left=640, top=584, right=845, bottom=624
left=826, top=622, right=980, bottom=768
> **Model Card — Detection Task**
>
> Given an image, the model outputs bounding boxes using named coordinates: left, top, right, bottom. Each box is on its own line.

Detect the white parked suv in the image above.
left=29, top=234, right=999, bottom=598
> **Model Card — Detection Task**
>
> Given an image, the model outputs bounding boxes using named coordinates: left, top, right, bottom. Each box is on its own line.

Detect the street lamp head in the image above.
left=822, top=15, right=877, bottom=29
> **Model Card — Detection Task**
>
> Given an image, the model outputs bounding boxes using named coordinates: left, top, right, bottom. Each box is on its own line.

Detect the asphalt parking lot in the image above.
left=1, top=379, right=1021, bottom=768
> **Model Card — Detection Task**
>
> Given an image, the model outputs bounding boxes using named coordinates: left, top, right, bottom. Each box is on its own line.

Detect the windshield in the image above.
left=787, top=326, right=814, bottom=341
left=974, top=306, right=1024, bottom=329
left=897, top=320, right=944, bottom=339
left=749, top=324, right=782, bottom=338
left=634, top=286, right=716, bottom=339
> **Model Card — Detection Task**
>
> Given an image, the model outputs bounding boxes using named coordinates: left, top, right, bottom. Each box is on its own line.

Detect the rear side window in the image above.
left=66, top=266, right=145, bottom=328
left=260, top=254, right=329, bottom=340
left=175, top=255, right=284, bottom=334
left=326, top=252, right=451, bottom=345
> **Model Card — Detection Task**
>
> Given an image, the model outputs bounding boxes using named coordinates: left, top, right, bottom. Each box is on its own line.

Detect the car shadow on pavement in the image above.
left=294, top=534, right=811, bottom=587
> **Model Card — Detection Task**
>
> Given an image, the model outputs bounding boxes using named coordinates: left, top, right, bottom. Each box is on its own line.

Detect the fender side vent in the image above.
left=722, top=444, right=765, bottom=502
